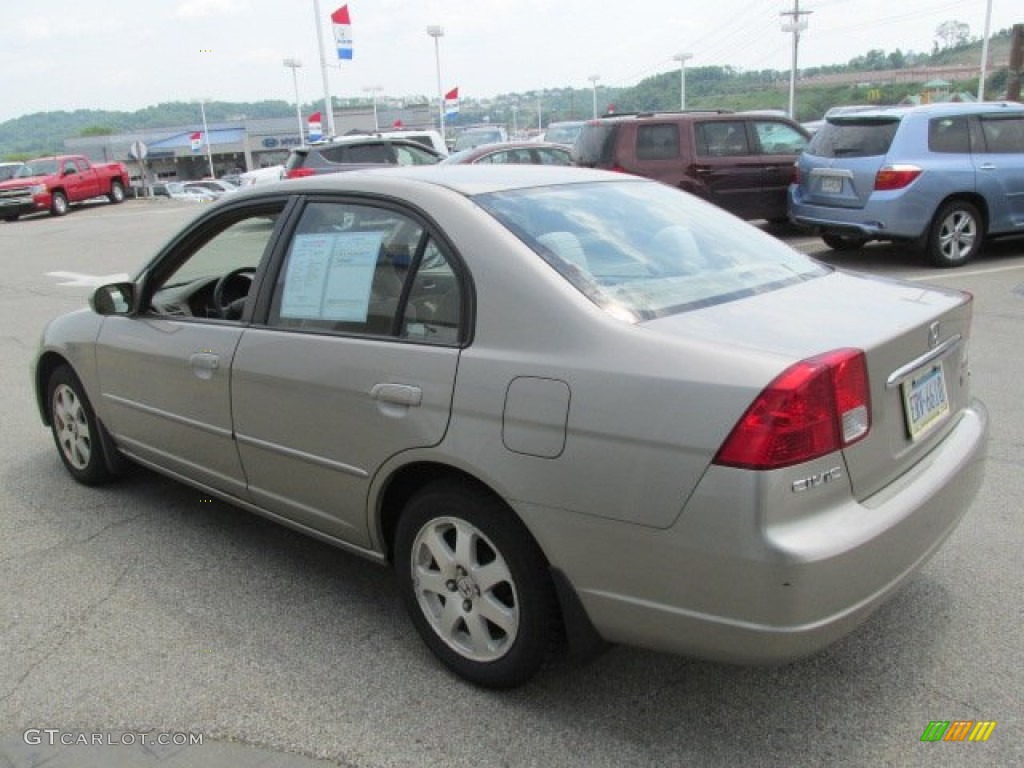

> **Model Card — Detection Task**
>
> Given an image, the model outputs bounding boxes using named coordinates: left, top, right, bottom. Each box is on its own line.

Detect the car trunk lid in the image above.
left=641, top=270, right=973, bottom=501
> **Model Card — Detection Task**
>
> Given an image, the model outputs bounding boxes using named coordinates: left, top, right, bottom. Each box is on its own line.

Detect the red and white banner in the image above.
left=332, top=5, right=353, bottom=60
left=307, top=112, right=323, bottom=142
left=190, top=131, right=202, bottom=152
left=444, top=87, right=459, bottom=117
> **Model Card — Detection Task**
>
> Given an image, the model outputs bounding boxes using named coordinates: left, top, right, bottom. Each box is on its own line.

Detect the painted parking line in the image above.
left=905, top=263, right=1024, bottom=282
left=46, top=271, right=130, bottom=287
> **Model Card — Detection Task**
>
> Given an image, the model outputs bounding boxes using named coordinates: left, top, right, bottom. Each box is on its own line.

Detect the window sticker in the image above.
left=281, top=231, right=385, bottom=322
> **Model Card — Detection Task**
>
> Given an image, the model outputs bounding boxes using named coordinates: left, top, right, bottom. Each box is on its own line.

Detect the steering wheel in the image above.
left=212, top=267, right=256, bottom=319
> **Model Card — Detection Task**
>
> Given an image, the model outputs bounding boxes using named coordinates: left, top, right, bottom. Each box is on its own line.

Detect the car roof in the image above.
left=830, top=101, right=1024, bottom=121
left=251, top=164, right=634, bottom=198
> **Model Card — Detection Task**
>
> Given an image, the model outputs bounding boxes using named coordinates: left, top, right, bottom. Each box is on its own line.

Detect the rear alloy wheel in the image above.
left=926, top=200, right=982, bottom=268
left=47, top=365, right=112, bottom=485
left=107, top=180, right=125, bottom=204
left=394, top=481, right=559, bottom=688
left=822, top=232, right=869, bottom=251
left=50, top=191, right=69, bottom=216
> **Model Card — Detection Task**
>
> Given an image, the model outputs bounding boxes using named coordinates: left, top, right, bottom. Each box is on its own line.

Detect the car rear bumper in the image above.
left=519, top=397, right=988, bottom=663
left=788, top=185, right=930, bottom=240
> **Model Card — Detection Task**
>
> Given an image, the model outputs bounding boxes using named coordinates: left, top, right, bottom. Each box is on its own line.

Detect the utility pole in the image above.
left=977, top=0, right=993, bottom=100
left=780, top=0, right=812, bottom=119
left=1006, top=24, right=1023, bottom=102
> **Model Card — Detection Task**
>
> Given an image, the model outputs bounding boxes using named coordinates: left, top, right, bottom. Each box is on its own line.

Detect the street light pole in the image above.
left=978, top=0, right=993, bottom=100
left=364, top=85, right=383, bottom=131
left=427, top=26, right=445, bottom=139
left=588, top=75, right=600, bottom=119
left=673, top=53, right=693, bottom=110
left=283, top=58, right=304, bottom=141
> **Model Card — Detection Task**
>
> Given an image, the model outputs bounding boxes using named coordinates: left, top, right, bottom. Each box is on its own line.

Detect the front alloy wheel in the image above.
left=47, top=365, right=111, bottom=485
left=395, top=481, right=559, bottom=688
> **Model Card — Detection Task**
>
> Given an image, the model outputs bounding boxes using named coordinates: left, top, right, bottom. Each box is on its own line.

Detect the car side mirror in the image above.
left=90, top=282, right=136, bottom=316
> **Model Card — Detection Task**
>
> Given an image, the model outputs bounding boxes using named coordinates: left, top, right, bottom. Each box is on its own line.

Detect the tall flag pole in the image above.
left=311, top=0, right=336, bottom=138
left=444, top=87, right=459, bottom=119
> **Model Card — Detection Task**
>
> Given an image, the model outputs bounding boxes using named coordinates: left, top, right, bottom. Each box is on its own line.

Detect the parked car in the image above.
left=238, top=165, right=284, bottom=187
left=452, top=125, right=508, bottom=152
left=442, top=141, right=573, bottom=166
left=284, top=135, right=444, bottom=179
left=541, top=120, right=585, bottom=145
left=0, top=154, right=130, bottom=220
left=789, top=101, right=1024, bottom=267
left=151, top=182, right=217, bottom=202
left=183, top=179, right=239, bottom=198
left=802, top=105, right=880, bottom=135
left=573, top=110, right=809, bottom=222
left=33, top=166, right=987, bottom=688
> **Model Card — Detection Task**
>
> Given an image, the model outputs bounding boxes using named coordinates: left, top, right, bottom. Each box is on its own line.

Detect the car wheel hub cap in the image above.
left=411, top=516, right=519, bottom=662
left=53, top=384, right=91, bottom=470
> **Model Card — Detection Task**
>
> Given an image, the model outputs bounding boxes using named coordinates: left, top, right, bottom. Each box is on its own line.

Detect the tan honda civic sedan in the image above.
left=33, top=166, right=987, bottom=688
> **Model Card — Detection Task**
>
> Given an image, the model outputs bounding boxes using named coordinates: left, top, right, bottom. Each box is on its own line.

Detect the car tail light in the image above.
left=285, top=167, right=316, bottom=179
left=713, top=348, right=871, bottom=470
left=874, top=165, right=922, bottom=191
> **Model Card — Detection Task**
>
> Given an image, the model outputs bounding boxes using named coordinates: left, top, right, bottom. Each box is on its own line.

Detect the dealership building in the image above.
left=64, top=104, right=434, bottom=188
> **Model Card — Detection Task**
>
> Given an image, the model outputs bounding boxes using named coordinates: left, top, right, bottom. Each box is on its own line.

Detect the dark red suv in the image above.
left=572, top=111, right=809, bottom=222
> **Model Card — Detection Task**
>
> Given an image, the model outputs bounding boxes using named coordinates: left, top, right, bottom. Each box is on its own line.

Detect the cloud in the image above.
left=174, top=0, right=249, bottom=20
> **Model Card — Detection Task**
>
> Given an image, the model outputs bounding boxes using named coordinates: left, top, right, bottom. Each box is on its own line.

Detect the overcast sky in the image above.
left=0, top=0, right=1015, bottom=123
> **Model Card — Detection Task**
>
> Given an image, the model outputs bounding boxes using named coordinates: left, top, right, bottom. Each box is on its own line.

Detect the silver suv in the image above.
left=789, top=102, right=1024, bottom=267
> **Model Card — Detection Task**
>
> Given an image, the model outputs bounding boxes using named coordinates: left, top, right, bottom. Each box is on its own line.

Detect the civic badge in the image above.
left=928, top=321, right=941, bottom=349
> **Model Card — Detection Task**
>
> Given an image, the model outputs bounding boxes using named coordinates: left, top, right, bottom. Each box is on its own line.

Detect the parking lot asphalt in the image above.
left=2, top=201, right=1022, bottom=768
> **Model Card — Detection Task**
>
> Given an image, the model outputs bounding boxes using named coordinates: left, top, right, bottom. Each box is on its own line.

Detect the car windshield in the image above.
left=476, top=180, right=827, bottom=321
left=22, top=159, right=59, bottom=176
left=453, top=130, right=503, bottom=151
left=807, top=117, right=900, bottom=158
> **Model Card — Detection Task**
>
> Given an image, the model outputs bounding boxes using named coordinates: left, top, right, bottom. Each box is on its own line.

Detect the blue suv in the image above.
left=789, top=102, right=1024, bottom=267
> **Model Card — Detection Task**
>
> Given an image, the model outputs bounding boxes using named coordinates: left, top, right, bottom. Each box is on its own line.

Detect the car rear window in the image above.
left=572, top=123, right=617, bottom=166
left=928, top=116, right=971, bottom=153
left=806, top=118, right=899, bottom=158
left=475, top=179, right=827, bottom=321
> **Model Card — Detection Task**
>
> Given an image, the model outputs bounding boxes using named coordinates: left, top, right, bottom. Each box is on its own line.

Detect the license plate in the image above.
left=820, top=176, right=843, bottom=194
left=901, top=364, right=949, bottom=440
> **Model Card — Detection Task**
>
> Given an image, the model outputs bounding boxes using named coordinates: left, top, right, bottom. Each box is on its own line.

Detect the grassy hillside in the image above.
left=1, top=30, right=1016, bottom=159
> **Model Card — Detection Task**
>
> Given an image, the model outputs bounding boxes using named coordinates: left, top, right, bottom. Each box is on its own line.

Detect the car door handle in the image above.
left=978, top=163, right=996, bottom=171
left=370, top=383, right=422, bottom=407
left=188, top=352, right=220, bottom=380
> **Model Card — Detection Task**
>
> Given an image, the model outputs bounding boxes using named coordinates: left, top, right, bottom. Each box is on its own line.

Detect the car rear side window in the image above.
left=694, top=121, right=749, bottom=157
left=928, top=116, right=970, bottom=154
left=269, top=202, right=462, bottom=345
left=636, top=124, right=680, bottom=160
left=807, top=118, right=899, bottom=158
left=979, top=115, right=1024, bottom=153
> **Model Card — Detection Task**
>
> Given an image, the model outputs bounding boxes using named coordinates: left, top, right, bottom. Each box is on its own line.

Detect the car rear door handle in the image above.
left=188, top=352, right=220, bottom=380
left=978, top=163, right=996, bottom=171
left=370, top=383, right=422, bottom=407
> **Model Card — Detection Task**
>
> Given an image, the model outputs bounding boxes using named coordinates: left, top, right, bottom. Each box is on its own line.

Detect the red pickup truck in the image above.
left=0, top=154, right=130, bottom=221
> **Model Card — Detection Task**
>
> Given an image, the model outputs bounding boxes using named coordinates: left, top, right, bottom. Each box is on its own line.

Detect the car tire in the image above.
left=822, top=233, right=869, bottom=251
left=394, top=480, right=560, bottom=688
left=3, top=213, right=18, bottom=222
left=46, top=365, right=112, bottom=485
left=50, top=191, right=69, bottom=217
left=107, top=180, right=125, bottom=204
left=926, top=200, right=982, bottom=268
